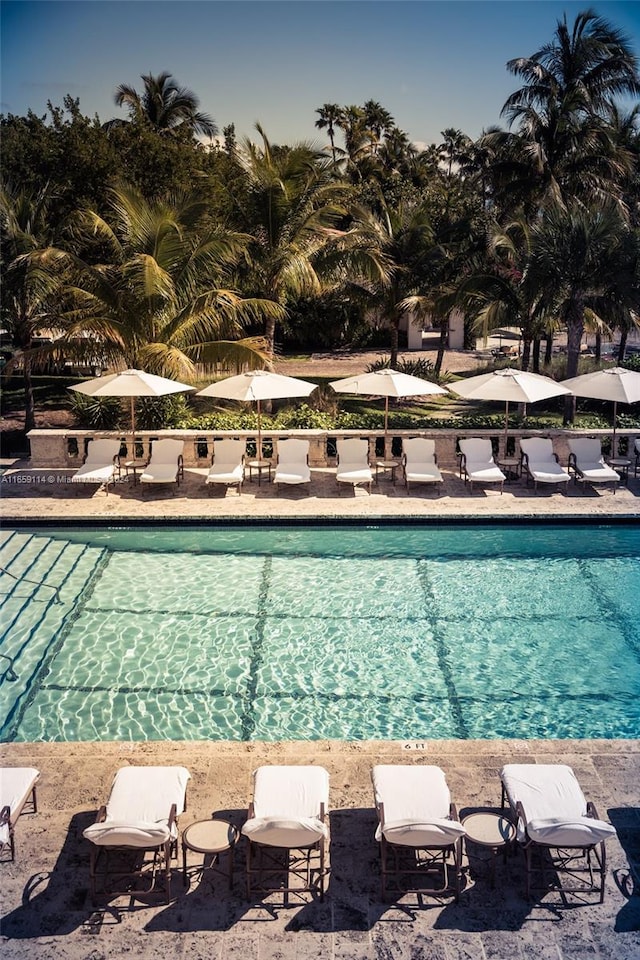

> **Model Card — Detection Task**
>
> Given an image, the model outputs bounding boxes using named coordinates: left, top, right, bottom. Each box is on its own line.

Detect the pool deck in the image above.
left=1, top=464, right=639, bottom=959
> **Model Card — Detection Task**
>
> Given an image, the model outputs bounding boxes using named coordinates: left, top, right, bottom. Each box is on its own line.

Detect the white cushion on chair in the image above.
left=527, top=816, right=616, bottom=846
left=241, top=765, right=329, bottom=847
left=500, top=764, right=615, bottom=845
left=380, top=818, right=466, bottom=847
left=82, top=765, right=190, bottom=848
left=0, top=767, right=39, bottom=849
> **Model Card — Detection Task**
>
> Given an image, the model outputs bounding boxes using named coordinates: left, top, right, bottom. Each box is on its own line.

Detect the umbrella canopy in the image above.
left=69, top=369, right=195, bottom=452
left=561, top=367, right=640, bottom=454
left=196, top=370, right=317, bottom=457
left=329, top=369, right=448, bottom=439
left=449, top=368, right=571, bottom=451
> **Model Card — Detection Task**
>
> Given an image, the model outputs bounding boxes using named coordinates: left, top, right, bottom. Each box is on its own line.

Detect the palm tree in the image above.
left=501, top=8, right=640, bottom=208
left=106, top=71, right=218, bottom=139
left=362, top=100, right=395, bottom=154
left=231, top=125, right=354, bottom=359
left=346, top=198, right=439, bottom=368
left=527, top=199, right=628, bottom=419
left=52, top=183, right=279, bottom=379
left=314, top=104, right=343, bottom=162
left=0, top=182, right=65, bottom=432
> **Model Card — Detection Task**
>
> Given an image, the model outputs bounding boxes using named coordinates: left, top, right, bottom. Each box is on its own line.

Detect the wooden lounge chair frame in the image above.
left=139, top=438, right=184, bottom=489
left=376, top=799, right=463, bottom=902
left=85, top=767, right=189, bottom=905
left=87, top=804, right=181, bottom=904
left=243, top=766, right=329, bottom=905
left=0, top=768, right=39, bottom=863
left=500, top=771, right=609, bottom=902
left=244, top=804, right=327, bottom=904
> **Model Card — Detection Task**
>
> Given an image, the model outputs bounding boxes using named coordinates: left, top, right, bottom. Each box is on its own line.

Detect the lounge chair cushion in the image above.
left=526, top=817, right=616, bottom=846
left=241, top=765, right=329, bottom=847
left=207, top=463, right=244, bottom=484
left=500, top=764, right=616, bottom=845
left=372, top=765, right=462, bottom=846
left=207, top=439, right=246, bottom=485
left=459, top=439, right=505, bottom=484
left=380, top=818, right=466, bottom=847
left=336, top=439, right=372, bottom=486
left=568, top=439, right=619, bottom=482
left=83, top=765, right=190, bottom=848
left=0, top=767, right=39, bottom=849
left=71, top=439, right=121, bottom=484
left=139, top=439, right=184, bottom=484
left=242, top=817, right=326, bottom=848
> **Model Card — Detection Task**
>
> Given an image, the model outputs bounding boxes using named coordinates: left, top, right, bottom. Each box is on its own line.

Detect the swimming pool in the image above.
left=1, top=522, right=639, bottom=742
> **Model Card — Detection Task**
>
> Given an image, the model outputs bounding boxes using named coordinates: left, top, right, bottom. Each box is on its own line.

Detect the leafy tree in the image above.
left=105, top=71, right=218, bottom=139
left=500, top=8, right=640, bottom=209
left=0, top=183, right=65, bottom=431
left=314, top=103, right=343, bottom=162
left=527, top=199, right=629, bottom=418
left=51, top=184, right=280, bottom=379
left=229, top=125, right=353, bottom=358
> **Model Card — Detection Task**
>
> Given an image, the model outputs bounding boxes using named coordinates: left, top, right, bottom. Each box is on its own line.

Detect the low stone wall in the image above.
left=26, top=427, right=640, bottom=470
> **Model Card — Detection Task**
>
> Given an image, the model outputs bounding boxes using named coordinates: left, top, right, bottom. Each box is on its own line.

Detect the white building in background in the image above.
left=402, top=309, right=465, bottom=350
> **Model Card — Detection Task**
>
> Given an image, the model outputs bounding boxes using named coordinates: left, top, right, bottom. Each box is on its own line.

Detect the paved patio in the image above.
left=1, top=463, right=639, bottom=959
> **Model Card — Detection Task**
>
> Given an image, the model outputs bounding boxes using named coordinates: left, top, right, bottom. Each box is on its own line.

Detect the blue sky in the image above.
left=2, top=1, right=639, bottom=148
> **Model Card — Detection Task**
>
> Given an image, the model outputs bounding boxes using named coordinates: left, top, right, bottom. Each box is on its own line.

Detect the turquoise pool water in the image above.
left=1, top=523, right=639, bottom=742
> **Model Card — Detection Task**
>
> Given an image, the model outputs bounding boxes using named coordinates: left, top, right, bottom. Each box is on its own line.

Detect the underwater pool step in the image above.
left=0, top=538, right=110, bottom=740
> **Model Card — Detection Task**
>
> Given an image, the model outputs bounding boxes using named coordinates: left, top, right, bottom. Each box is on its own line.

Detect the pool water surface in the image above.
left=1, top=523, right=639, bottom=742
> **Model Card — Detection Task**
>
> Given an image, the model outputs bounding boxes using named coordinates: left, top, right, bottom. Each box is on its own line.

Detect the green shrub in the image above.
left=69, top=393, right=122, bottom=429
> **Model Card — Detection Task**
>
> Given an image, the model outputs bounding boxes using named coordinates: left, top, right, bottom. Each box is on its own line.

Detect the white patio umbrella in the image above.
left=196, top=369, right=317, bottom=458
left=69, top=369, right=195, bottom=453
left=561, top=367, right=640, bottom=455
left=329, top=368, right=448, bottom=443
left=449, top=368, right=572, bottom=452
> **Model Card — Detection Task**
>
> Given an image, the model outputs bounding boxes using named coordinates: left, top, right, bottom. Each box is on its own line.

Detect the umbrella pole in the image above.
left=384, top=396, right=389, bottom=457
left=130, top=396, right=136, bottom=461
left=612, top=400, right=617, bottom=458
left=503, top=400, right=509, bottom=456
left=257, top=399, right=262, bottom=461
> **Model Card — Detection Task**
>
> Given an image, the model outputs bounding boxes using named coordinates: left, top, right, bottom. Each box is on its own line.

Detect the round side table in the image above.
left=182, top=818, right=239, bottom=890
left=461, top=811, right=515, bottom=887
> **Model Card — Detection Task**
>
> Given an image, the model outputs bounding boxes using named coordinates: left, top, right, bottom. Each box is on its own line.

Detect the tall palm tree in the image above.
left=51, top=184, right=279, bottom=379
left=314, top=103, right=343, bottom=162
left=107, top=71, right=218, bottom=140
left=527, top=199, right=628, bottom=418
left=346, top=198, right=439, bottom=368
left=501, top=8, right=640, bottom=208
left=231, top=125, right=354, bottom=359
left=0, top=183, right=65, bottom=432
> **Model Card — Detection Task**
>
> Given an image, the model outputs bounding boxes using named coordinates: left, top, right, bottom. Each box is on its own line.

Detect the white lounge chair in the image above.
left=83, top=765, right=191, bottom=903
left=520, top=438, right=571, bottom=492
left=372, top=764, right=465, bottom=901
left=70, top=438, right=121, bottom=492
left=500, top=764, right=616, bottom=901
left=274, top=438, right=311, bottom=491
left=458, top=438, right=506, bottom=493
left=139, top=439, right=184, bottom=488
left=567, top=438, right=620, bottom=493
left=242, top=765, right=329, bottom=902
left=402, top=437, right=443, bottom=491
left=206, top=438, right=246, bottom=494
left=0, top=767, right=39, bottom=862
left=336, top=438, right=372, bottom=493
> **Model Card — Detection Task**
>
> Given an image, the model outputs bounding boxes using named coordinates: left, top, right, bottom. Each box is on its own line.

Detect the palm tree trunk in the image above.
left=23, top=359, right=36, bottom=434
left=264, top=313, right=277, bottom=367
left=595, top=332, right=602, bottom=363
left=564, top=299, right=585, bottom=422
left=618, top=330, right=628, bottom=364
left=434, top=324, right=447, bottom=379
left=544, top=334, right=553, bottom=365
left=521, top=338, right=532, bottom=371
left=389, top=321, right=399, bottom=370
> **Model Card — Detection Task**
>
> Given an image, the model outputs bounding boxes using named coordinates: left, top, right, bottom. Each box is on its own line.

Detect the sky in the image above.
left=1, top=0, right=639, bottom=150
